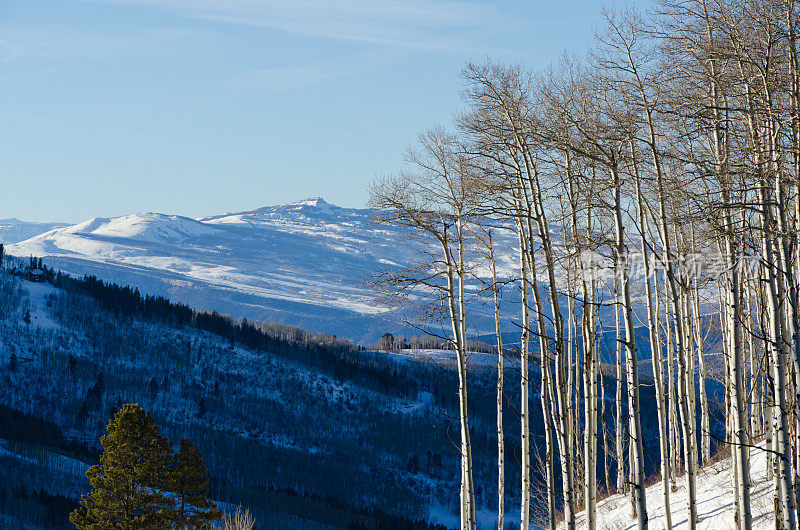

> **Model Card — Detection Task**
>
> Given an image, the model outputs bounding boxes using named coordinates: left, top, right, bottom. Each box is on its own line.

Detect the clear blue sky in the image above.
left=0, top=0, right=650, bottom=223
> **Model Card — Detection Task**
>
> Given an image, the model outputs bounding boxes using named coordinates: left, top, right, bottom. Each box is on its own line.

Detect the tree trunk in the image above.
left=489, top=235, right=505, bottom=530
left=611, top=163, right=647, bottom=528
left=634, top=153, right=672, bottom=528
left=615, top=273, right=625, bottom=495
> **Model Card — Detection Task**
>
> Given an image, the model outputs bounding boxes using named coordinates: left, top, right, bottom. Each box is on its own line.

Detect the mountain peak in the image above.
left=290, top=197, right=328, bottom=207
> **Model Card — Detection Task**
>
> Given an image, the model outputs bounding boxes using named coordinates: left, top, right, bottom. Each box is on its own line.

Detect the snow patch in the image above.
left=566, top=442, right=781, bottom=529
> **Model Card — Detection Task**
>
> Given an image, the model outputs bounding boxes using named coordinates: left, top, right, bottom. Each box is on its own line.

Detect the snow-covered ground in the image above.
left=388, top=348, right=505, bottom=368
left=22, top=281, right=61, bottom=330
left=572, top=443, right=779, bottom=529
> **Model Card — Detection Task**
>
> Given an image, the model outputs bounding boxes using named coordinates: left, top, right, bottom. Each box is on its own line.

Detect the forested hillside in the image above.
left=0, top=258, right=714, bottom=528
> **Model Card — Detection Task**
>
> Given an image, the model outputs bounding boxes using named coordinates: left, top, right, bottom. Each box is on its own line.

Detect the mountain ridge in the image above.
left=6, top=198, right=458, bottom=342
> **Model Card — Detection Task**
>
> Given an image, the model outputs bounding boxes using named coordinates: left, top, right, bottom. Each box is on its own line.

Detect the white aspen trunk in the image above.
left=693, top=284, right=711, bottom=465
left=744, top=276, right=761, bottom=438
left=517, top=197, right=557, bottom=530
left=615, top=274, right=625, bottom=494
left=689, top=220, right=711, bottom=466
left=718, top=284, right=732, bottom=446
left=759, top=200, right=796, bottom=530
left=727, top=310, right=741, bottom=528
left=541, top=344, right=559, bottom=530
left=447, top=217, right=476, bottom=530
left=580, top=220, right=598, bottom=530
left=458, top=219, right=476, bottom=530
left=682, top=282, right=700, bottom=482
left=518, top=147, right=576, bottom=529
left=655, top=213, right=697, bottom=528
left=515, top=220, right=534, bottom=530
left=674, top=227, right=700, bottom=484
left=625, top=32, right=681, bottom=501
left=506, top=119, right=575, bottom=529
left=443, top=239, right=473, bottom=530
left=766, top=101, right=800, bottom=525
left=528, top=247, right=563, bottom=530
left=787, top=5, right=800, bottom=513
left=600, top=350, right=611, bottom=496
left=574, top=299, right=584, bottom=497
left=567, top=161, right=597, bottom=527
left=633, top=154, right=672, bottom=528
left=629, top=429, right=636, bottom=519
left=731, top=415, right=742, bottom=527
left=663, top=268, right=680, bottom=492
left=489, top=236, right=505, bottom=530
left=566, top=271, right=582, bottom=510
left=766, top=327, right=775, bottom=483
left=562, top=280, right=584, bottom=509
left=739, top=56, right=794, bottom=525
left=612, top=163, right=648, bottom=528
left=722, top=220, right=752, bottom=530
left=672, top=279, right=698, bottom=529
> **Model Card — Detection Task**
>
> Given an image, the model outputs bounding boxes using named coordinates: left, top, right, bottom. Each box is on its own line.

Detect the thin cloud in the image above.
left=83, top=0, right=502, bottom=51
left=1, top=26, right=211, bottom=61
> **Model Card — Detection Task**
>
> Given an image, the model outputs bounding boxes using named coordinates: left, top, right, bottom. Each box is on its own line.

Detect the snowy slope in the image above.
left=569, top=443, right=779, bottom=529
left=0, top=218, right=68, bottom=245
left=7, top=198, right=518, bottom=342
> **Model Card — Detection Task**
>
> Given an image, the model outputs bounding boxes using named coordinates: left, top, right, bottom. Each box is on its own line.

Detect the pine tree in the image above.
left=69, top=404, right=174, bottom=530
left=167, top=438, right=222, bottom=529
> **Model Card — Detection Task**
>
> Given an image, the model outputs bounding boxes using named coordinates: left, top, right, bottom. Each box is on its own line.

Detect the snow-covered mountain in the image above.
left=0, top=218, right=69, bottom=245
left=8, top=198, right=516, bottom=342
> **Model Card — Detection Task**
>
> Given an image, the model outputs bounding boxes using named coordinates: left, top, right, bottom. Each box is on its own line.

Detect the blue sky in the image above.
left=1, top=0, right=650, bottom=222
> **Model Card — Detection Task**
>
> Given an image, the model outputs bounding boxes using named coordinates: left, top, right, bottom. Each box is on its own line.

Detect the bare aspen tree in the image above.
left=460, top=62, right=578, bottom=529
left=458, top=65, right=543, bottom=530
left=370, top=128, right=479, bottom=530
left=614, top=273, right=625, bottom=495
left=568, top=152, right=600, bottom=529
left=631, top=137, right=673, bottom=528
left=489, top=233, right=505, bottom=530
left=538, top=54, right=649, bottom=527
left=473, top=225, right=507, bottom=530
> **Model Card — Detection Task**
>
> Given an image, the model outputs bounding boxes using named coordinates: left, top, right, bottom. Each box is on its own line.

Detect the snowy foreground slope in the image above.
left=570, top=444, right=777, bottom=529
left=7, top=198, right=518, bottom=342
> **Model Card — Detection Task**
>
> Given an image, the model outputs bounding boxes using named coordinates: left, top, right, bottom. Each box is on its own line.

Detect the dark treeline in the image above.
left=371, top=332, right=495, bottom=353
left=0, top=486, right=75, bottom=529
left=17, top=261, right=434, bottom=401
left=0, top=404, right=98, bottom=463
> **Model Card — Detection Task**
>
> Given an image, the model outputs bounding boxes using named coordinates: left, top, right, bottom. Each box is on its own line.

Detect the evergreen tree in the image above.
left=167, top=439, right=222, bottom=528
left=69, top=404, right=174, bottom=530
